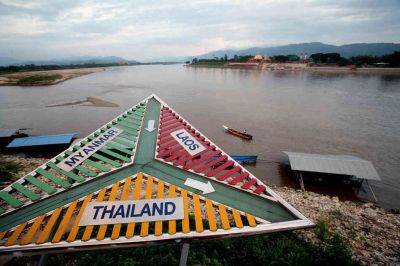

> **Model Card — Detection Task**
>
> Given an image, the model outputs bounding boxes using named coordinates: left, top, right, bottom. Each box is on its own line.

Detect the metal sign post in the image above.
left=179, top=243, right=190, bottom=266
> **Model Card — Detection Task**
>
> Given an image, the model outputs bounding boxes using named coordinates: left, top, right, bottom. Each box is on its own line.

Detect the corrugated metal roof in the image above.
left=284, top=151, right=381, bottom=180
left=0, top=129, right=19, bottom=138
left=6, top=133, right=75, bottom=148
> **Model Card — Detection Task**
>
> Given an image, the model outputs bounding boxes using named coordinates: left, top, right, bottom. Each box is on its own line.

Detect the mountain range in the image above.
left=1, top=42, right=399, bottom=66
left=194, top=42, right=400, bottom=60
left=0, top=56, right=139, bottom=67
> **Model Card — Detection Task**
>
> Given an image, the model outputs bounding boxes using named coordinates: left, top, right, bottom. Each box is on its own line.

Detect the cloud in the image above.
left=0, top=0, right=399, bottom=61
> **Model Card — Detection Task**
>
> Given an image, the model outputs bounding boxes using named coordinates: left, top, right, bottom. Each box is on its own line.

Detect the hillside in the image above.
left=196, top=42, right=400, bottom=59
left=0, top=56, right=139, bottom=67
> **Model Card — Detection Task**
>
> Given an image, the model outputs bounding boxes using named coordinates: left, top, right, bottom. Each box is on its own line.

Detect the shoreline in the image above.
left=0, top=68, right=104, bottom=86
left=187, top=63, right=400, bottom=74
left=1, top=155, right=398, bottom=265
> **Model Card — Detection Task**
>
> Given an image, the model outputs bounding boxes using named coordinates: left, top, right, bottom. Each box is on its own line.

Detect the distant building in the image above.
left=300, top=53, right=308, bottom=62
left=248, top=53, right=271, bottom=63
left=254, top=53, right=263, bottom=60
left=263, top=54, right=271, bottom=62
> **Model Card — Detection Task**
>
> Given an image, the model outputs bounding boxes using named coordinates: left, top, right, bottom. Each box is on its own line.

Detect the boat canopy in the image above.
left=6, top=133, right=76, bottom=148
left=284, top=151, right=381, bottom=181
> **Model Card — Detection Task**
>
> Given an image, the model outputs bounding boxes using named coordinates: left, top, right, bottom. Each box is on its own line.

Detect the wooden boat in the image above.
left=222, top=125, right=253, bottom=140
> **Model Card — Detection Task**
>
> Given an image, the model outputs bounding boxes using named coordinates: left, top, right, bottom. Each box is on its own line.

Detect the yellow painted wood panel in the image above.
left=154, top=181, right=164, bottom=236
left=126, top=173, right=143, bottom=238
left=246, top=213, right=257, bottom=227
left=192, top=194, right=203, bottom=232
left=168, top=185, right=177, bottom=235
left=52, top=200, right=78, bottom=243
left=82, top=188, right=106, bottom=241
left=36, top=208, right=62, bottom=244
left=218, top=205, right=230, bottom=230
left=205, top=199, right=217, bottom=232
left=111, top=177, right=132, bottom=240
left=66, top=195, right=92, bottom=242
left=140, top=175, right=153, bottom=237
left=5, top=223, right=27, bottom=246
left=97, top=182, right=120, bottom=240
left=0, top=231, right=8, bottom=240
left=21, top=215, right=44, bottom=245
left=181, top=189, right=190, bottom=233
left=232, top=209, right=243, bottom=228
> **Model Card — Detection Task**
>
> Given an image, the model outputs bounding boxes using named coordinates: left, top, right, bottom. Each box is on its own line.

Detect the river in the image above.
left=1, top=65, right=399, bottom=209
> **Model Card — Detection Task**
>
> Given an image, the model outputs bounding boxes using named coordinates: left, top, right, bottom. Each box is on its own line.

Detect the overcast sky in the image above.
left=1, top=0, right=399, bottom=61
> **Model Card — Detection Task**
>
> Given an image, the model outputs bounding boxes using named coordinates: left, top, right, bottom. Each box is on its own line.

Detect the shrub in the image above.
left=17, top=74, right=62, bottom=84
left=0, top=156, right=23, bottom=181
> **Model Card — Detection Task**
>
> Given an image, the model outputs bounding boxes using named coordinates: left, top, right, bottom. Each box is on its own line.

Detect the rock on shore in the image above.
left=273, top=186, right=400, bottom=265
left=1, top=155, right=399, bottom=265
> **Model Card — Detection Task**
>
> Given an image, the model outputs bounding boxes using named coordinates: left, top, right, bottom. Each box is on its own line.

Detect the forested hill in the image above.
left=0, top=56, right=139, bottom=67
left=196, top=42, right=400, bottom=59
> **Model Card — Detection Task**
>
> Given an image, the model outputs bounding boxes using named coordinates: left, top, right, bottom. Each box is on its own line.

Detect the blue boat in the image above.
left=212, top=155, right=258, bottom=164
left=6, top=133, right=76, bottom=148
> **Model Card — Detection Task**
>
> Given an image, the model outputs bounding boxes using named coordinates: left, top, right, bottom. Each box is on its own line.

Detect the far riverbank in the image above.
left=188, top=62, right=400, bottom=74
left=0, top=68, right=104, bottom=86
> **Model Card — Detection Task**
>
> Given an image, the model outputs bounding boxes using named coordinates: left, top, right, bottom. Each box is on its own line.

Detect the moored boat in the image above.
left=222, top=125, right=253, bottom=140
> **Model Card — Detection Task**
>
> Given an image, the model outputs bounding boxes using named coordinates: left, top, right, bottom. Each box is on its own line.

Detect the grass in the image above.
left=0, top=156, right=23, bottom=181
left=16, top=74, right=62, bottom=84
left=10, top=230, right=359, bottom=266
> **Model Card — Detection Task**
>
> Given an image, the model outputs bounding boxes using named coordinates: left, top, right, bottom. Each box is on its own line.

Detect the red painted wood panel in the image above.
left=183, top=150, right=221, bottom=169
left=195, top=155, right=228, bottom=173
left=241, top=178, right=257, bottom=189
left=228, top=172, right=249, bottom=185
left=216, top=166, right=241, bottom=181
left=254, top=185, right=266, bottom=194
left=206, top=161, right=234, bottom=177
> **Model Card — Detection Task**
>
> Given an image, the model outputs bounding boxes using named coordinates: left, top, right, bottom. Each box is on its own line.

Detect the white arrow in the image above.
left=145, top=120, right=156, bottom=132
left=184, top=178, right=215, bottom=195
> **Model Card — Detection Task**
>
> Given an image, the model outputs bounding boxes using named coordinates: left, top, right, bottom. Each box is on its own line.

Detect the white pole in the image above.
left=179, top=243, right=190, bottom=266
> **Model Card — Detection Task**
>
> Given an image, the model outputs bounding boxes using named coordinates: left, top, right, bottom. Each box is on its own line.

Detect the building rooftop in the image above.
left=284, top=151, right=381, bottom=181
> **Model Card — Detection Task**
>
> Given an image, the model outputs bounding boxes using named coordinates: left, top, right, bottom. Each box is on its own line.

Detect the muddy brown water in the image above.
left=0, top=65, right=399, bottom=209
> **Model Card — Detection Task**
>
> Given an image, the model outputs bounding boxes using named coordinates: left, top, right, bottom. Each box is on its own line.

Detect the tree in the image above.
left=310, top=53, right=342, bottom=64
left=381, top=51, right=400, bottom=67
left=224, top=54, right=228, bottom=62
left=272, top=55, right=289, bottom=63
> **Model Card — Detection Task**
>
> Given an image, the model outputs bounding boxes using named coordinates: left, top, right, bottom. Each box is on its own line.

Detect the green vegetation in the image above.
left=191, top=51, right=400, bottom=67
left=0, top=63, right=135, bottom=75
left=309, top=51, right=400, bottom=66
left=16, top=74, right=63, bottom=84
left=0, top=156, right=23, bottom=181
left=191, top=54, right=254, bottom=65
left=10, top=229, right=359, bottom=266
left=271, top=54, right=300, bottom=63
left=0, top=62, right=183, bottom=75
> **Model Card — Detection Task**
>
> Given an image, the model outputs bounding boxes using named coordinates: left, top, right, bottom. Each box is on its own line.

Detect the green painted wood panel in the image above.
left=47, top=162, right=85, bottom=183
left=0, top=192, right=23, bottom=208
left=98, top=148, right=131, bottom=162
left=36, top=169, right=71, bottom=188
left=11, top=183, right=40, bottom=201
left=25, top=175, right=57, bottom=194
